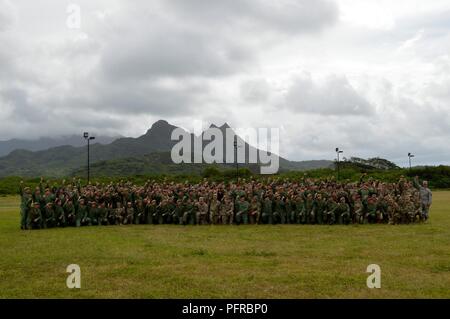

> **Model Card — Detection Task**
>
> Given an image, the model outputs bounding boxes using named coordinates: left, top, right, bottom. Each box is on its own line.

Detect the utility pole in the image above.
left=83, top=132, right=96, bottom=184
left=336, top=147, right=343, bottom=181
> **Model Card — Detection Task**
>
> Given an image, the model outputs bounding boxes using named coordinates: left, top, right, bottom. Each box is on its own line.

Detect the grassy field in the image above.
left=0, top=192, right=449, bottom=299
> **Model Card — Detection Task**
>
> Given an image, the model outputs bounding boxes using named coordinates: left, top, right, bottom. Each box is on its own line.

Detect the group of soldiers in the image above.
left=19, top=174, right=432, bottom=230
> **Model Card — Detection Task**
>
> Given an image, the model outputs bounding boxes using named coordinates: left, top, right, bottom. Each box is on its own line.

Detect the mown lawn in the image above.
left=0, top=192, right=449, bottom=298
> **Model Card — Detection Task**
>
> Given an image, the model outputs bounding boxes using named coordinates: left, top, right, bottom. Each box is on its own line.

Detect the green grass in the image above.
left=0, top=192, right=449, bottom=298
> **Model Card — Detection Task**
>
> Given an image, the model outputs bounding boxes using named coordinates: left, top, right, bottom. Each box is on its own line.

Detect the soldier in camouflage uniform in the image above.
left=196, top=197, right=209, bottom=225
left=248, top=196, right=261, bottom=224
left=123, top=202, right=134, bottom=225
left=365, top=195, right=378, bottom=224
left=220, top=196, right=234, bottom=225
left=352, top=195, right=364, bottom=224
left=209, top=193, right=220, bottom=225
left=413, top=176, right=432, bottom=221
left=114, top=202, right=125, bottom=225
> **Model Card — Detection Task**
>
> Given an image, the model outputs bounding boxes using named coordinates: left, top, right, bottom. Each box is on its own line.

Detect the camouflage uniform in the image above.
left=248, top=197, right=261, bottom=224
left=261, top=197, right=273, bottom=225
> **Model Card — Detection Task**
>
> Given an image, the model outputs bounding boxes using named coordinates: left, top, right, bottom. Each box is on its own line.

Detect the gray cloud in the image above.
left=0, top=0, right=14, bottom=31
left=165, top=0, right=338, bottom=34
left=0, top=0, right=449, bottom=167
left=99, top=21, right=253, bottom=80
left=285, top=74, right=374, bottom=116
left=240, top=79, right=270, bottom=103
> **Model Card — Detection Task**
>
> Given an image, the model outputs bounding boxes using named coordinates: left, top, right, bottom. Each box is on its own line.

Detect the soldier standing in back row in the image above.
left=19, top=181, right=32, bottom=230
left=413, top=176, right=432, bottom=221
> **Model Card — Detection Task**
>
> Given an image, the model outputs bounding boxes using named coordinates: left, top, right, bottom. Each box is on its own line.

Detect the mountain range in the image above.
left=0, top=120, right=333, bottom=177
left=0, top=135, right=118, bottom=157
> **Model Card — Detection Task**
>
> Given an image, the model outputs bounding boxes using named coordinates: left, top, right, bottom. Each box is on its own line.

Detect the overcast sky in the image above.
left=0, top=0, right=449, bottom=166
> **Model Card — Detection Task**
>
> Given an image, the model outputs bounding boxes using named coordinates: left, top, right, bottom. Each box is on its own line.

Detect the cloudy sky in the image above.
left=0, top=0, right=449, bottom=166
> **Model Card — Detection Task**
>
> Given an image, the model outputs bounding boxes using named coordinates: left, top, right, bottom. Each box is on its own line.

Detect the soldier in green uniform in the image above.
left=146, top=199, right=157, bottom=224
left=160, top=199, right=173, bottom=224
left=325, top=197, right=337, bottom=225
left=261, top=196, right=273, bottom=224
left=301, top=193, right=314, bottom=224
left=182, top=198, right=195, bottom=225
left=89, top=202, right=100, bottom=226
left=27, top=202, right=42, bottom=230
left=43, top=202, right=56, bottom=228
left=313, top=193, right=327, bottom=225
left=335, top=197, right=351, bottom=225
left=78, top=199, right=91, bottom=226
left=292, top=194, right=303, bottom=224
left=285, top=196, right=293, bottom=224
left=273, top=195, right=285, bottom=224
left=106, top=202, right=116, bottom=225
left=134, top=200, right=146, bottom=224
left=19, top=181, right=32, bottom=230
left=98, top=202, right=109, bottom=225
left=64, top=198, right=77, bottom=227
left=172, top=199, right=184, bottom=225
left=54, top=199, right=66, bottom=227
left=235, top=196, right=249, bottom=225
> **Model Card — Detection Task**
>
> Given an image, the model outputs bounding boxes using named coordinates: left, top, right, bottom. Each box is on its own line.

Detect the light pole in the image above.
left=408, top=152, right=414, bottom=170
left=234, top=139, right=239, bottom=180
left=336, top=147, right=343, bottom=181
left=83, top=132, right=95, bottom=184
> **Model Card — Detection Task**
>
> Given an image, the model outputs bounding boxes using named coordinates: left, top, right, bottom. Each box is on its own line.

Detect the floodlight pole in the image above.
left=84, top=132, right=95, bottom=184
left=234, top=139, right=238, bottom=180
left=408, top=153, right=414, bottom=170
left=336, top=147, right=343, bottom=181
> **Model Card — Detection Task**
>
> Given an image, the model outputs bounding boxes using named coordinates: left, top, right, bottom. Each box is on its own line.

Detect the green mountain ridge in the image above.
left=0, top=120, right=333, bottom=177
